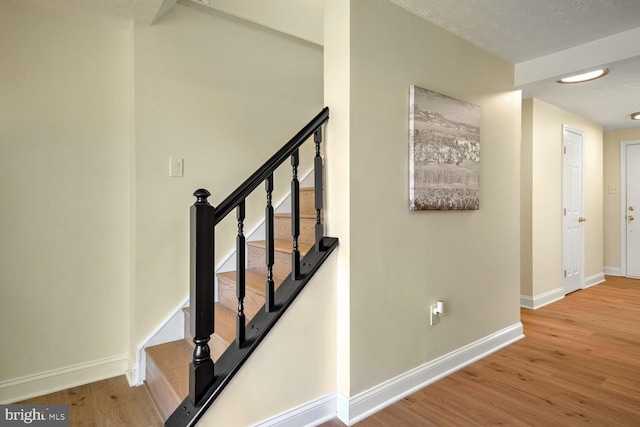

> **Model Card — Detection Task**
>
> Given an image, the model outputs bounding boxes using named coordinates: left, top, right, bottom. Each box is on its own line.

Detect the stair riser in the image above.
left=145, top=346, right=189, bottom=421
left=210, top=334, right=228, bottom=361
left=218, top=276, right=264, bottom=320
left=299, top=189, right=320, bottom=217
left=247, top=245, right=294, bottom=280
left=274, top=215, right=318, bottom=246
left=183, top=309, right=193, bottom=346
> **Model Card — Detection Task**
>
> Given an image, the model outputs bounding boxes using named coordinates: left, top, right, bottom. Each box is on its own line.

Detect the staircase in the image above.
left=144, top=187, right=320, bottom=421
left=141, top=107, right=337, bottom=426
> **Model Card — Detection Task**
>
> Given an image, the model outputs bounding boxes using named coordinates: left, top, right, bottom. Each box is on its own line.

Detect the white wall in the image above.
left=325, top=0, right=522, bottom=398
left=0, top=0, right=130, bottom=401
left=521, top=98, right=603, bottom=301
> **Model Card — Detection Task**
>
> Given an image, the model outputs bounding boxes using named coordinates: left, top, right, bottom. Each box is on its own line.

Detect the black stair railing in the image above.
left=167, top=107, right=338, bottom=427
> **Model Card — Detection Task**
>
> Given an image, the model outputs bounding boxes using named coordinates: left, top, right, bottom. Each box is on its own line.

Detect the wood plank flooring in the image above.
left=15, top=276, right=639, bottom=426
left=17, top=376, right=162, bottom=426
left=321, top=275, right=640, bottom=426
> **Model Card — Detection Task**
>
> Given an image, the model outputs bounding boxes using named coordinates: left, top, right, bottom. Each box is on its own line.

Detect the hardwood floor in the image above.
left=17, top=376, right=162, bottom=426
left=321, top=275, right=640, bottom=426
left=15, top=277, right=639, bottom=426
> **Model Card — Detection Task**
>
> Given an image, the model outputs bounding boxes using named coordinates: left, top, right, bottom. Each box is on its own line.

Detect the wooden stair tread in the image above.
left=218, top=269, right=268, bottom=296
left=274, top=212, right=318, bottom=219
left=214, top=303, right=236, bottom=345
left=247, top=239, right=312, bottom=254
left=145, top=339, right=191, bottom=413
left=218, top=269, right=287, bottom=289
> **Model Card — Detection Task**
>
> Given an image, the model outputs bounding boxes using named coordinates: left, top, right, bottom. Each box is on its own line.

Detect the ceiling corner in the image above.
left=134, top=0, right=178, bottom=25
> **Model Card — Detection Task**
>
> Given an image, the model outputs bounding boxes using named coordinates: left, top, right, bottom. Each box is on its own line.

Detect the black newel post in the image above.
left=189, top=189, right=215, bottom=405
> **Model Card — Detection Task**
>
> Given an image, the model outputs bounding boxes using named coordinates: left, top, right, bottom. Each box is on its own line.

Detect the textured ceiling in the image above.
left=389, top=0, right=640, bottom=64
left=390, top=0, right=640, bottom=131
left=10, top=0, right=640, bottom=130
left=12, top=0, right=176, bottom=26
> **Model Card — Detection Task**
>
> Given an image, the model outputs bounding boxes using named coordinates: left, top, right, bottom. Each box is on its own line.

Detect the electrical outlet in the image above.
left=430, top=304, right=440, bottom=326
left=430, top=300, right=444, bottom=326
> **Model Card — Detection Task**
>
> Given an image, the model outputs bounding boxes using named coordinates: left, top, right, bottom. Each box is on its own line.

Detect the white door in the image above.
left=625, top=142, right=640, bottom=278
left=562, top=125, right=584, bottom=294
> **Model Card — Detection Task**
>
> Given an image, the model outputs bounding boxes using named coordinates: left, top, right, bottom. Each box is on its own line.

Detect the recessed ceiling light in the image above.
left=557, top=69, right=609, bottom=84
left=631, top=112, right=640, bottom=120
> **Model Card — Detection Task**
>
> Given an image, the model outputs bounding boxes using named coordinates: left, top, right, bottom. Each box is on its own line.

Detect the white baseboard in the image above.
left=337, top=323, right=524, bottom=426
left=0, top=354, right=128, bottom=404
left=603, top=266, right=621, bottom=276
left=520, top=287, right=564, bottom=310
left=253, top=393, right=336, bottom=427
left=584, top=272, right=605, bottom=289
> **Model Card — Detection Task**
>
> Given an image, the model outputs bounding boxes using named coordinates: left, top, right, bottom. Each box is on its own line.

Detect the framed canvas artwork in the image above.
left=409, top=85, right=480, bottom=210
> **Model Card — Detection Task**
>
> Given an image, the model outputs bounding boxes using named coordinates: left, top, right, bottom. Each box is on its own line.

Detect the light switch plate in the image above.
left=170, top=157, right=183, bottom=177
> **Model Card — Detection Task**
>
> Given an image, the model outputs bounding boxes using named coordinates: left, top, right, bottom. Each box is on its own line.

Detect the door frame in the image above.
left=620, top=139, right=640, bottom=277
left=562, top=125, right=585, bottom=294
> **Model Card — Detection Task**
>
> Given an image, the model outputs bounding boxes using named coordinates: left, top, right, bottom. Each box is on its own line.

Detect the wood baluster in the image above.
left=189, top=189, right=215, bottom=405
left=291, top=149, right=300, bottom=280
left=236, top=200, right=246, bottom=348
left=265, top=174, right=275, bottom=312
left=314, top=127, right=324, bottom=251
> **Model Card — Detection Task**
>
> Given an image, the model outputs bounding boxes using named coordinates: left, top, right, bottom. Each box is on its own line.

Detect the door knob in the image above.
left=629, top=215, right=635, bottom=221
left=578, top=217, right=586, bottom=222
left=630, top=206, right=635, bottom=211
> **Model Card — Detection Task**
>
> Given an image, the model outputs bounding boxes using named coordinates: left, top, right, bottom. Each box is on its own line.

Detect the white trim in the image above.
left=128, top=298, right=189, bottom=386
left=336, top=393, right=350, bottom=425
left=252, top=393, right=336, bottom=427
left=584, top=272, right=605, bottom=289
left=620, top=139, right=640, bottom=277
left=0, top=354, right=128, bottom=404
left=604, top=266, right=621, bottom=276
left=520, top=287, right=564, bottom=310
left=337, top=323, right=524, bottom=426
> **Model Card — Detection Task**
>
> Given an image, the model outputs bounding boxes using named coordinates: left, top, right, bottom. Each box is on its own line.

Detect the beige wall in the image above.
left=521, top=99, right=534, bottom=296
left=603, top=128, right=640, bottom=271
left=131, top=1, right=324, bottom=368
left=203, top=0, right=323, bottom=46
left=199, top=255, right=337, bottom=427
left=338, top=0, right=522, bottom=395
left=0, top=0, right=324, bottom=402
left=521, top=98, right=603, bottom=298
left=0, top=0, right=130, bottom=400
left=324, top=0, right=352, bottom=398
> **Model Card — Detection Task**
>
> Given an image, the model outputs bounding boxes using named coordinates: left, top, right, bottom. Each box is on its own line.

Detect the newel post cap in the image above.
left=193, top=189, right=211, bottom=205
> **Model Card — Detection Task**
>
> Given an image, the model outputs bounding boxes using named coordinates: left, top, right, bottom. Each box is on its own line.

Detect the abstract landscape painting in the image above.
left=409, top=85, right=480, bottom=210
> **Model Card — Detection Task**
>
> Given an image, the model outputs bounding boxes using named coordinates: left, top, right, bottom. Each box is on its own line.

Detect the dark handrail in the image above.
left=214, top=107, right=329, bottom=224
left=169, top=107, right=337, bottom=426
